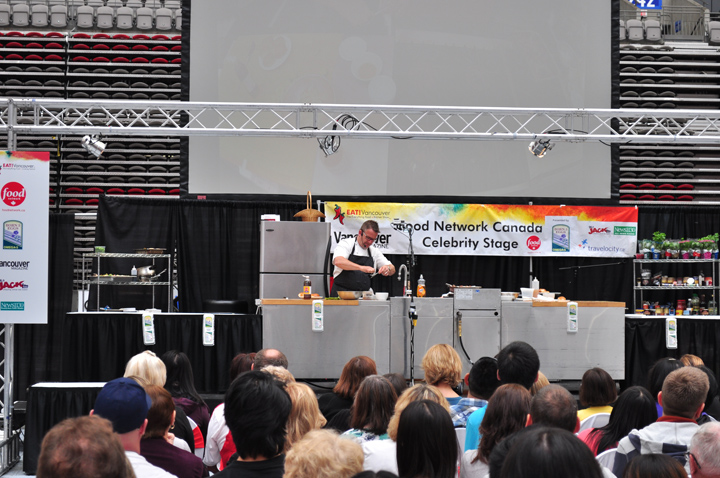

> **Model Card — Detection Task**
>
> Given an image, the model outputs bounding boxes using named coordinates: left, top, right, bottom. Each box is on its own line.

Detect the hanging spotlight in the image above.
left=318, top=134, right=340, bottom=156
left=528, top=138, right=554, bottom=158
left=81, top=134, right=106, bottom=158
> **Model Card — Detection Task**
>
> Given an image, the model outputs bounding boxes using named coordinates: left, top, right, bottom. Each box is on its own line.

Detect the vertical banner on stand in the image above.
left=0, top=152, right=49, bottom=324
left=324, top=202, right=638, bottom=258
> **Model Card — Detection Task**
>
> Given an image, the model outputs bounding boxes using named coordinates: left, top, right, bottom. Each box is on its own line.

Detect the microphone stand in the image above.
left=393, top=220, right=418, bottom=384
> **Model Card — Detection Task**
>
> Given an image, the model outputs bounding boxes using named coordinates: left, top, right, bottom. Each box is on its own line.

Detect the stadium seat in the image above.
left=116, top=6, right=133, bottom=29
left=709, top=21, right=720, bottom=45
left=136, top=7, right=153, bottom=29
left=75, top=5, right=94, bottom=28
left=96, top=6, right=114, bottom=29
left=155, top=7, right=173, bottom=30
left=626, top=20, right=643, bottom=41
left=0, top=4, right=10, bottom=26
left=30, top=4, right=49, bottom=27
left=620, top=20, right=626, bottom=40
left=12, top=3, right=30, bottom=26
left=174, top=8, right=181, bottom=29
left=644, top=20, right=661, bottom=42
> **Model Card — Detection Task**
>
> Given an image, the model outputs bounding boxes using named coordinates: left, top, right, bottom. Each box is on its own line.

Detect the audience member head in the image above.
left=660, top=366, right=709, bottom=419
left=592, top=385, right=657, bottom=455
left=529, top=370, right=550, bottom=397
left=529, top=384, right=578, bottom=433
left=696, top=365, right=719, bottom=413
left=284, top=429, right=363, bottom=478
left=350, top=375, right=397, bottom=435
left=124, top=350, right=166, bottom=387
left=261, top=365, right=295, bottom=384
left=496, top=341, right=540, bottom=390
left=475, top=384, right=532, bottom=464
left=647, top=357, right=683, bottom=402
left=396, top=400, right=458, bottom=478
left=467, top=356, right=501, bottom=400
left=622, top=453, right=688, bottom=478
left=284, top=382, right=326, bottom=452
left=333, top=356, right=377, bottom=401
left=689, top=421, right=720, bottom=478
left=499, top=426, right=603, bottom=478
left=143, top=385, right=175, bottom=439
left=161, top=350, right=205, bottom=405
left=487, top=427, right=526, bottom=478
left=579, top=367, right=617, bottom=408
left=253, top=348, right=289, bottom=370
left=229, top=352, right=256, bottom=382
left=387, top=383, right=450, bottom=441
left=92, top=377, right=151, bottom=437
left=383, top=372, right=408, bottom=398
left=224, top=370, right=292, bottom=460
left=680, top=354, right=704, bottom=367
left=37, top=415, right=132, bottom=478
left=421, top=343, right=463, bottom=388
left=351, top=472, right=399, bottom=478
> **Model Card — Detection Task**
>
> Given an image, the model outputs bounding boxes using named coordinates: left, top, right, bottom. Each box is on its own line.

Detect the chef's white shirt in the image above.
left=333, top=236, right=392, bottom=278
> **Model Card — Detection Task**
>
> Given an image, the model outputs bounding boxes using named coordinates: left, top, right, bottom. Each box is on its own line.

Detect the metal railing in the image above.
left=621, top=2, right=708, bottom=41
left=0, top=432, right=21, bottom=476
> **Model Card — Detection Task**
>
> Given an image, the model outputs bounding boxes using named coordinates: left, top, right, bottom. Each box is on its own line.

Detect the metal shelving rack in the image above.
left=81, top=252, right=173, bottom=312
left=633, top=258, right=718, bottom=311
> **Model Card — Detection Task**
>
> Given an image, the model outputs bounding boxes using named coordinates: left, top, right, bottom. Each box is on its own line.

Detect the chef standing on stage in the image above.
left=331, top=220, right=396, bottom=296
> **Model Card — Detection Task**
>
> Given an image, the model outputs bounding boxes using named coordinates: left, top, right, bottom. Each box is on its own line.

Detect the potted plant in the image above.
left=679, top=240, right=691, bottom=260
left=699, top=233, right=719, bottom=259
left=667, top=239, right=680, bottom=259
left=692, top=239, right=702, bottom=259
left=641, top=238, right=654, bottom=259
left=652, top=231, right=666, bottom=259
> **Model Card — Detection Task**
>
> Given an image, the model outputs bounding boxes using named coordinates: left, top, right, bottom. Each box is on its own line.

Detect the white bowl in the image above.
left=541, top=292, right=556, bottom=299
left=375, top=292, right=389, bottom=301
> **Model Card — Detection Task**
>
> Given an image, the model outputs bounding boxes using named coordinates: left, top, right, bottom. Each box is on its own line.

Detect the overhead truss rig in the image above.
left=1, top=99, right=720, bottom=147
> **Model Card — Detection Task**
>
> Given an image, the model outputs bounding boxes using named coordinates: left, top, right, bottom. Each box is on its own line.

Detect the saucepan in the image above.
left=136, top=266, right=167, bottom=282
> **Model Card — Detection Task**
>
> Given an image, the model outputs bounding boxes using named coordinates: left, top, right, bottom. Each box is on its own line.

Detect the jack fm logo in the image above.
left=332, top=204, right=345, bottom=225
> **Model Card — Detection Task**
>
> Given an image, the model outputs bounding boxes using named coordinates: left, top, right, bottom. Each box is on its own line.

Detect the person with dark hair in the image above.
left=499, top=426, right=604, bottom=478
left=253, top=348, right=288, bottom=370
left=613, top=367, right=709, bottom=477
left=319, top=356, right=377, bottom=431
left=331, top=219, right=395, bottom=297
left=577, top=385, right=657, bottom=456
left=215, top=370, right=292, bottom=478
left=205, top=352, right=257, bottom=472
left=91, top=377, right=176, bottom=478
left=161, top=350, right=210, bottom=442
left=464, top=342, right=539, bottom=452
left=647, top=357, right=684, bottom=418
left=460, top=384, right=531, bottom=478
left=527, top=384, right=579, bottom=433
left=37, top=415, right=134, bottom=478
left=140, top=385, right=207, bottom=478
left=229, top=352, right=256, bottom=381
left=352, top=472, right=399, bottom=478
left=462, top=357, right=501, bottom=451
left=383, top=373, right=408, bottom=399
left=578, top=367, right=617, bottom=421
left=496, top=341, right=540, bottom=390
left=695, top=365, right=720, bottom=423
left=623, top=454, right=688, bottom=478
left=342, top=375, right=397, bottom=442
left=396, top=400, right=458, bottom=478
left=451, top=357, right=498, bottom=428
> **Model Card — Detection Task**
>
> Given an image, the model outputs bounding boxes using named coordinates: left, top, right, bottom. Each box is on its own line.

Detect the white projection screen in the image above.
left=188, top=0, right=612, bottom=198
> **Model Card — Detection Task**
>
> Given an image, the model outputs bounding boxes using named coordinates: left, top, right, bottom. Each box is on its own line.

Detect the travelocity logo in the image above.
left=1, top=182, right=26, bottom=207
left=0, top=301, right=24, bottom=311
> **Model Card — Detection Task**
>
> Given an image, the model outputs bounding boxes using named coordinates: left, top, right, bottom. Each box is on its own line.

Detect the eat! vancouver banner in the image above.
left=0, top=152, right=49, bottom=324
left=324, top=202, right=638, bottom=258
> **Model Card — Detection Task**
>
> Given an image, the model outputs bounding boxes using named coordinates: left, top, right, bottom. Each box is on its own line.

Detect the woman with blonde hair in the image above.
left=530, top=371, right=550, bottom=396
left=421, top=344, right=463, bottom=405
left=363, top=384, right=451, bottom=474
left=124, top=350, right=195, bottom=453
left=285, top=382, right=327, bottom=451
left=284, top=429, right=364, bottom=478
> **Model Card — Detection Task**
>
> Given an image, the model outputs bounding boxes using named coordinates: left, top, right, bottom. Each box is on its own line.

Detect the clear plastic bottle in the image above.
left=531, top=277, right=540, bottom=291
left=417, top=274, right=426, bottom=298
left=131, top=265, right=137, bottom=281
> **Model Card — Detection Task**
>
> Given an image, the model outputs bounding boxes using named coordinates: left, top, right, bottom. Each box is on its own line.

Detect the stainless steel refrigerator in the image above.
left=259, top=221, right=332, bottom=299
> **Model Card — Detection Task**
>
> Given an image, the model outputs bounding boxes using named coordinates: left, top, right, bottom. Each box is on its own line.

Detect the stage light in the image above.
left=318, top=134, right=340, bottom=156
left=81, top=135, right=106, bottom=158
left=528, top=139, right=553, bottom=158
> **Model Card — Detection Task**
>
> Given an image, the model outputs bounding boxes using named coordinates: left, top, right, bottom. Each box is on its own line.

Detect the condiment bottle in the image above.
left=131, top=265, right=137, bottom=281
left=531, top=277, right=540, bottom=291
left=303, top=275, right=311, bottom=299
left=417, top=275, right=426, bottom=298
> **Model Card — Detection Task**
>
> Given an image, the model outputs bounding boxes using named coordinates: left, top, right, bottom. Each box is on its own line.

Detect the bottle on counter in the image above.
left=699, top=270, right=705, bottom=287
left=131, top=265, right=137, bottom=281
left=417, top=275, right=426, bottom=298
left=709, top=298, right=718, bottom=315
left=303, top=275, right=312, bottom=299
left=531, top=277, right=540, bottom=291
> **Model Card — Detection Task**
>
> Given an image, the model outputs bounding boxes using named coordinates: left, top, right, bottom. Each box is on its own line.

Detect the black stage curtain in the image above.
left=61, top=313, right=261, bottom=393
left=638, top=206, right=720, bottom=240
left=625, top=317, right=720, bottom=390
left=14, top=213, right=75, bottom=401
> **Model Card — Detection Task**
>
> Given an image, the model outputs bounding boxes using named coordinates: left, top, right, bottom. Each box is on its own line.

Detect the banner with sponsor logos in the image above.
left=0, top=152, right=49, bottom=324
left=324, top=202, right=638, bottom=258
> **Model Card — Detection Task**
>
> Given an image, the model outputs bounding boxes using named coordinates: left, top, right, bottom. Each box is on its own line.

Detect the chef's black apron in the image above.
left=331, top=242, right=374, bottom=296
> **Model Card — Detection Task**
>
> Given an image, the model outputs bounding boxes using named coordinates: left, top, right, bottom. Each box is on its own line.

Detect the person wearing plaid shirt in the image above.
left=450, top=357, right=500, bottom=428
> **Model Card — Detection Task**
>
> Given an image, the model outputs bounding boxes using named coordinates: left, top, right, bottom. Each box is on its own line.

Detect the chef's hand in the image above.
left=362, top=266, right=375, bottom=274
left=378, top=265, right=392, bottom=276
